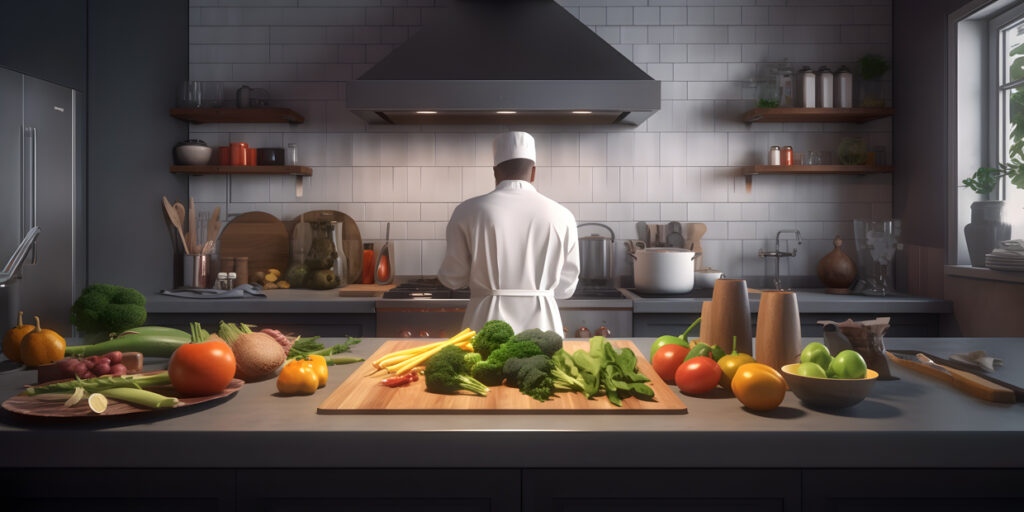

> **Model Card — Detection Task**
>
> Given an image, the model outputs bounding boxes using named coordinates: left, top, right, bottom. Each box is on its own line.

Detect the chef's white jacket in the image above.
left=439, top=180, right=580, bottom=335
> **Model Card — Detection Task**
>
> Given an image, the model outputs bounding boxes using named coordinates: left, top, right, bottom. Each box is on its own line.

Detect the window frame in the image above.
left=989, top=3, right=1024, bottom=203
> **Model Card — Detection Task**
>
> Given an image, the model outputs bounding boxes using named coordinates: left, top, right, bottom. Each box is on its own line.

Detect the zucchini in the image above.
left=64, top=326, right=190, bottom=358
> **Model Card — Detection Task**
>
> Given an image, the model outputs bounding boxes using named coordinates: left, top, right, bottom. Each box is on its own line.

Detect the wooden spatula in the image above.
left=162, top=197, right=189, bottom=254
left=188, top=197, right=198, bottom=255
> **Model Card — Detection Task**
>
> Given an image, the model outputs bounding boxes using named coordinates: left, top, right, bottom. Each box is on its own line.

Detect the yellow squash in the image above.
left=19, top=316, right=66, bottom=368
left=2, top=311, right=34, bottom=363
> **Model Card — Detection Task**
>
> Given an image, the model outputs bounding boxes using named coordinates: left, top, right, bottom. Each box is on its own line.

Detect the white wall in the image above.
left=187, top=0, right=892, bottom=284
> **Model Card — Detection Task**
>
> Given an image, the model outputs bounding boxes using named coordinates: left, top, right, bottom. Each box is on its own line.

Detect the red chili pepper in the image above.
left=381, top=373, right=416, bottom=387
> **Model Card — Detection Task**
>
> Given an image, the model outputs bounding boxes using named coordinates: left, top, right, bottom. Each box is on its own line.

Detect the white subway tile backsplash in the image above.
left=190, top=0, right=892, bottom=278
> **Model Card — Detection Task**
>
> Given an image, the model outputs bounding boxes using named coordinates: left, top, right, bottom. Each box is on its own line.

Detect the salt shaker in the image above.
left=227, top=272, right=237, bottom=289
left=215, top=272, right=229, bottom=290
left=285, top=143, right=298, bottom=166
left=798, top=66, right=816, bottom=108
left=817, top=66, right=834, bottom=108
left=769, top=145, right=782, bottom=166
left=836, top=66, right=853, bottom=108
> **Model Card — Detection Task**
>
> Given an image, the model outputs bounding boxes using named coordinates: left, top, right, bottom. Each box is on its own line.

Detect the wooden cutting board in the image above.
left=337, top=283, right=397, bottom=297
left=286, top=210, right=363, bottom=285
left=218, top=212, right=290, bottom=279
left=317, top=340, right=687, bottom=414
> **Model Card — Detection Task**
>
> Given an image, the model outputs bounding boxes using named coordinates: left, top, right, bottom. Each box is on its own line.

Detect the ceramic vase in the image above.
left=755, top=291, right=802, bottom=371
left=964, top=200, right=1011, bottom=267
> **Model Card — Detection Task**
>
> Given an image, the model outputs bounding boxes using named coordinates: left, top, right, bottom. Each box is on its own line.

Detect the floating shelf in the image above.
left=170, top=165, right=312, bottom=176
left=170, top=107, right=305, bottom=124
left=743, top=165, right=893, bottom=176
left=742, top=107, right=894, bottom=124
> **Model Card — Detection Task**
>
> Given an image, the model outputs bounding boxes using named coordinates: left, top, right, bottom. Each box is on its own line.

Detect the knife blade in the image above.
left=885, top=351, right=1015, bottom=403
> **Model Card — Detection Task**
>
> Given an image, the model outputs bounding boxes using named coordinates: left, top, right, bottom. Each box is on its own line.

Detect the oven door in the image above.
left=375, top=300, right=466, bottom=338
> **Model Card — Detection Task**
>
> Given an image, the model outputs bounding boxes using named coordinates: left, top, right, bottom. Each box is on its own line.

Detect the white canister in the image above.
left=817, top=66, right=834, bottom=108
left=798, top=66, right=816, bottom=108
left=836, top=66, right=853, bottom=108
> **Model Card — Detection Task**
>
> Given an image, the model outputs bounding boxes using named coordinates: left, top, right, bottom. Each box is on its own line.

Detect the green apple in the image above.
left=650, top=335, right=688, bottom=361
left=795, top=362, right=828, bottom=378
left=828, top=350, right=868, bottom=379
left=800, top=342, right=833, bottom=372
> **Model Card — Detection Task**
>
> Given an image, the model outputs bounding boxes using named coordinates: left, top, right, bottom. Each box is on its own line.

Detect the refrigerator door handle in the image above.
left=23, top=126, right=38, bottom=264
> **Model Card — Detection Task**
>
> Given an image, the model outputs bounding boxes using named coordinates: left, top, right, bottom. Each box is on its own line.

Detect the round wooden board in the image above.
left=2, top=373, right=244, bottom=418
left=284, top=209, right=363, bottom=285
left=218, top=211, right=290, bottom=279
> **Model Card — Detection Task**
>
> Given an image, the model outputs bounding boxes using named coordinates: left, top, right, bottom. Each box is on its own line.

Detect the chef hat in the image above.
left=493, top=131, right=536, bottom=166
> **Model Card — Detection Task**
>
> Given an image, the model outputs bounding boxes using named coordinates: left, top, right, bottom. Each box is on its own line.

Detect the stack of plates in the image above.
left=985, top=251, right=1024, bottom=271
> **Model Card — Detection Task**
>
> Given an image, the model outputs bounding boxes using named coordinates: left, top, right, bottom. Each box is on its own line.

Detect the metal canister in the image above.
left=769, top=146, right=782, bottom=165
left=781, top=146, right=794, bottom=166
left=798, top=66, right=816, bottom=108
left=577, top=223, right=615, bottom=286
left=836, top=66, right=853, bottom=108
left=817, top=66, right=834, bottom=108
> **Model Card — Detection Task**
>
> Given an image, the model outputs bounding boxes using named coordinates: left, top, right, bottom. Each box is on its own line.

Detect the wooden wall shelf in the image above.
left=744, top=165, right=893, bottom=176
left=170, top=108, right=305, bottom=124
left=742, top=107, right=894, bottom=124
left=171, top=165, right=312, bottom=176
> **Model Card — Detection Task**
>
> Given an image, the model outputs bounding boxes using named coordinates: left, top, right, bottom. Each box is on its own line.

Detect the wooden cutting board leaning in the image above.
left=318, top=340, right=688, bottom=414
left=218, top=211, right=290, bottom=280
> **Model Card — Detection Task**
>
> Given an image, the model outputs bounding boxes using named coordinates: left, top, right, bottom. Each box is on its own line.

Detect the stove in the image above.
left=626, top=288, right=714, bottom=299
left=376, top=280, right=633, bottom=338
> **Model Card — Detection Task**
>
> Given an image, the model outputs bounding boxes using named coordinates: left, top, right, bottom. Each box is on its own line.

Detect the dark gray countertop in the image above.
left=146, top=288, right=951, bottom=316
left=1, top=337, right=1019, bottom=469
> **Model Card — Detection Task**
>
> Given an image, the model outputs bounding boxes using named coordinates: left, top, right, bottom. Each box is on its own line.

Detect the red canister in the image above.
left=218, top=146, right=230, bottom=165
left=781, top=146, right=794, bottom=166
left=229, top=142, right=248, bottom=165
left=246, top=147, right=257, bottom=166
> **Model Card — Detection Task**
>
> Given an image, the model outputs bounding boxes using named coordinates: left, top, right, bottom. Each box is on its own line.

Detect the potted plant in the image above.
left=857, top=54, right=890, bottom=107
left=961, top=162, right=1021, bottom=267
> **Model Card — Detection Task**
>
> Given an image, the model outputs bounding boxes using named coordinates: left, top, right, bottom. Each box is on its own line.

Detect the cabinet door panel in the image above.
left=0, top=469, right=235, bottom=512
left=803, top=469, right=1024, bottom=512
left=524, top=469, right=800, bottom=512
left=237, top=469, right=520, bottom=512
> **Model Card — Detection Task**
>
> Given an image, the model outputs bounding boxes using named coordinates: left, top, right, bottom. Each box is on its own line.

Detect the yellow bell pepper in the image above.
left=306, top=354, right=328, bottom=388
left=276, top=358, right=319, bottom=395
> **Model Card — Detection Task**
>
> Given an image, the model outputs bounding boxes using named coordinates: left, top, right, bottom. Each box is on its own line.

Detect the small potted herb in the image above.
left=961, top=162, right=1021, bottom=266
left=857, top=54, right=890, bottom=107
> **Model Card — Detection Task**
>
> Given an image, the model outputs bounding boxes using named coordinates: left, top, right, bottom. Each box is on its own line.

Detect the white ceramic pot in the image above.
left=694, top=269, right=723, bottom=289
left=633, top=248, right=695, bottom=294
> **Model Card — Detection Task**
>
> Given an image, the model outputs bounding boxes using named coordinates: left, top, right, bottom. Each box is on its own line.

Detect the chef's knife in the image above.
left=889, top=349, right=1024, bottom=402
left=885, top=351, right=1016, bottom=403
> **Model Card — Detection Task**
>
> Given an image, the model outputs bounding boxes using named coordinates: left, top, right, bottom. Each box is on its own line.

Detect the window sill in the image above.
left=944, top=265, right=1024, bottom=284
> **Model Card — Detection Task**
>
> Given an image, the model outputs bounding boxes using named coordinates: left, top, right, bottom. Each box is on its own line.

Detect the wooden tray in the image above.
left=2, top=373, right=244, bottom=418
left=218, top=211, right=290, bottom=279
left=317, top=340, right=687, bottom=414
left=337, top=283, right=397, bottom=297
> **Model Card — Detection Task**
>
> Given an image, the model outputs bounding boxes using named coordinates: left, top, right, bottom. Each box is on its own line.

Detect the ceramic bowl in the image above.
left=780, top=363, right=878, bottom=409
left=175, top=144, right=213, bottom=165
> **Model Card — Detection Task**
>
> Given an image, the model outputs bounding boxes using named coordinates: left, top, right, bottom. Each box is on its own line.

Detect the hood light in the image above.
left=571, top=110, right=593, bottom=114
left=415, top=110, right=437, bottom=114
left=496, top=110, right=517, bottom=115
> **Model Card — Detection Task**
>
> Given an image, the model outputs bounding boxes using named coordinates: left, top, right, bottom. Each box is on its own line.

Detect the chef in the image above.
left=438, top=131, right=580, bottom=335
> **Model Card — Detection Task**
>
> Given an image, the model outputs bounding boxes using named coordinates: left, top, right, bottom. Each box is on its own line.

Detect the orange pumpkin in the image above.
left=2, top=311, right=34, bottom=363
left=19, top=316, right=66, bottom=368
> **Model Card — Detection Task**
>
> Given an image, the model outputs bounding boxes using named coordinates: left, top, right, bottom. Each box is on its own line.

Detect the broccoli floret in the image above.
left=464, top=352, right=483, bottom=367
left=424, top=345, right=489, bottom=396
left=470, top=340, right=544, bottom=386
left=510, top=328, right=563, bottom=357
left=503, top=355, right=556, bottom=402
left=472, top=320, right=514, bottom=359
left=71, top=283, right=147, bottom=340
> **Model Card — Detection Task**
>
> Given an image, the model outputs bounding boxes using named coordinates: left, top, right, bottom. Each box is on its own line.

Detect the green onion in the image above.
left=25, top=372, right=172, bottom=396
left=101, top=387, right=179, bottom=409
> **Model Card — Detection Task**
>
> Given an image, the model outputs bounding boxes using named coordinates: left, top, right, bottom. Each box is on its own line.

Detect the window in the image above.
left=991, top=4, right=1024, bottom=232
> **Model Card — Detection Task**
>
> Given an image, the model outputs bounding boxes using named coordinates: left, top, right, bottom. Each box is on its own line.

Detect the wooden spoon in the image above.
left=188, top=197, right=198, bottom=254
left=162, top=197, right=190, bottom=254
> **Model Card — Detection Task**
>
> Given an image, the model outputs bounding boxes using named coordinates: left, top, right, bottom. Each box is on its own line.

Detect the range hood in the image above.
left=347, top=0, right=660, bottom=125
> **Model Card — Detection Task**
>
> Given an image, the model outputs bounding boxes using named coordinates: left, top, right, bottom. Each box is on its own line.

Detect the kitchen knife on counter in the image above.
left=886, top=351, right=1016, bottom=403
left=889, top=349, right=1024, bottom=402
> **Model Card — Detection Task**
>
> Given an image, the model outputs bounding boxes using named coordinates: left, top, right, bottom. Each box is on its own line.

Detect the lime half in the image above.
left=88, top=393, right=108, bottom=414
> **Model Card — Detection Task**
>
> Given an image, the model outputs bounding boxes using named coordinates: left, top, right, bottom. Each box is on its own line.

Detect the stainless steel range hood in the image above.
left=347, top=0, right=660, bottom=126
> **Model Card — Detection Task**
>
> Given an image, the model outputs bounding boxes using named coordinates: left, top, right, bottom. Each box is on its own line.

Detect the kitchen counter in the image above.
left=145, top=289, right=377, bottom=314
left=1, top=337, right=1019, bottom=469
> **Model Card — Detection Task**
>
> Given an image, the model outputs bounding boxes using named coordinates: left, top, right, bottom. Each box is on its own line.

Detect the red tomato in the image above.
left=168, top=340, right=237, bottom=396
left=652, top=344, right=690, bottom=383
left=675, top=356, right=722, bottom=395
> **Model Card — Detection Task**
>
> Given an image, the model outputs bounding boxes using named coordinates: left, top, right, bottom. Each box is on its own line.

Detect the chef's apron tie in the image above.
left=480, top=289, right=555, bottom=297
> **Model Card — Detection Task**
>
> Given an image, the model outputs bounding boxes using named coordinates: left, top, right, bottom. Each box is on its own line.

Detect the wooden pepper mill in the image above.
left=817, top=235, right=856, bottom=294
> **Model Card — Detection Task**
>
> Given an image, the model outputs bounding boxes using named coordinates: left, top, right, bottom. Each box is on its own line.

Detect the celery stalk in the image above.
left=101, top=387, right=179, bottom=409
left=25, top=372, right=172, bottom=396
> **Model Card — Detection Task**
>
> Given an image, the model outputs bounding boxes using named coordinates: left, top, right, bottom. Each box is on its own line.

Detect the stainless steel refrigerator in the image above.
left=0, top=66, right=85, bottom=336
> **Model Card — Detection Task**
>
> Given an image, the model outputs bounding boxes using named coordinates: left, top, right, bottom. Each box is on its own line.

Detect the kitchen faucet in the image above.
left=758, top=229, right=801, bottom=290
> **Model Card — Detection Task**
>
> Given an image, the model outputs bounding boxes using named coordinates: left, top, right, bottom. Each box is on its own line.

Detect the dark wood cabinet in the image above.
left=236, top=469, right=521, bottom=512
left=802, top=469, right=1024, bottom=512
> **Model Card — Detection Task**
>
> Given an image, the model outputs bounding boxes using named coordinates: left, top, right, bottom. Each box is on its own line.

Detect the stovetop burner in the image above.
left=382, top=278, right=470, bottom=299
